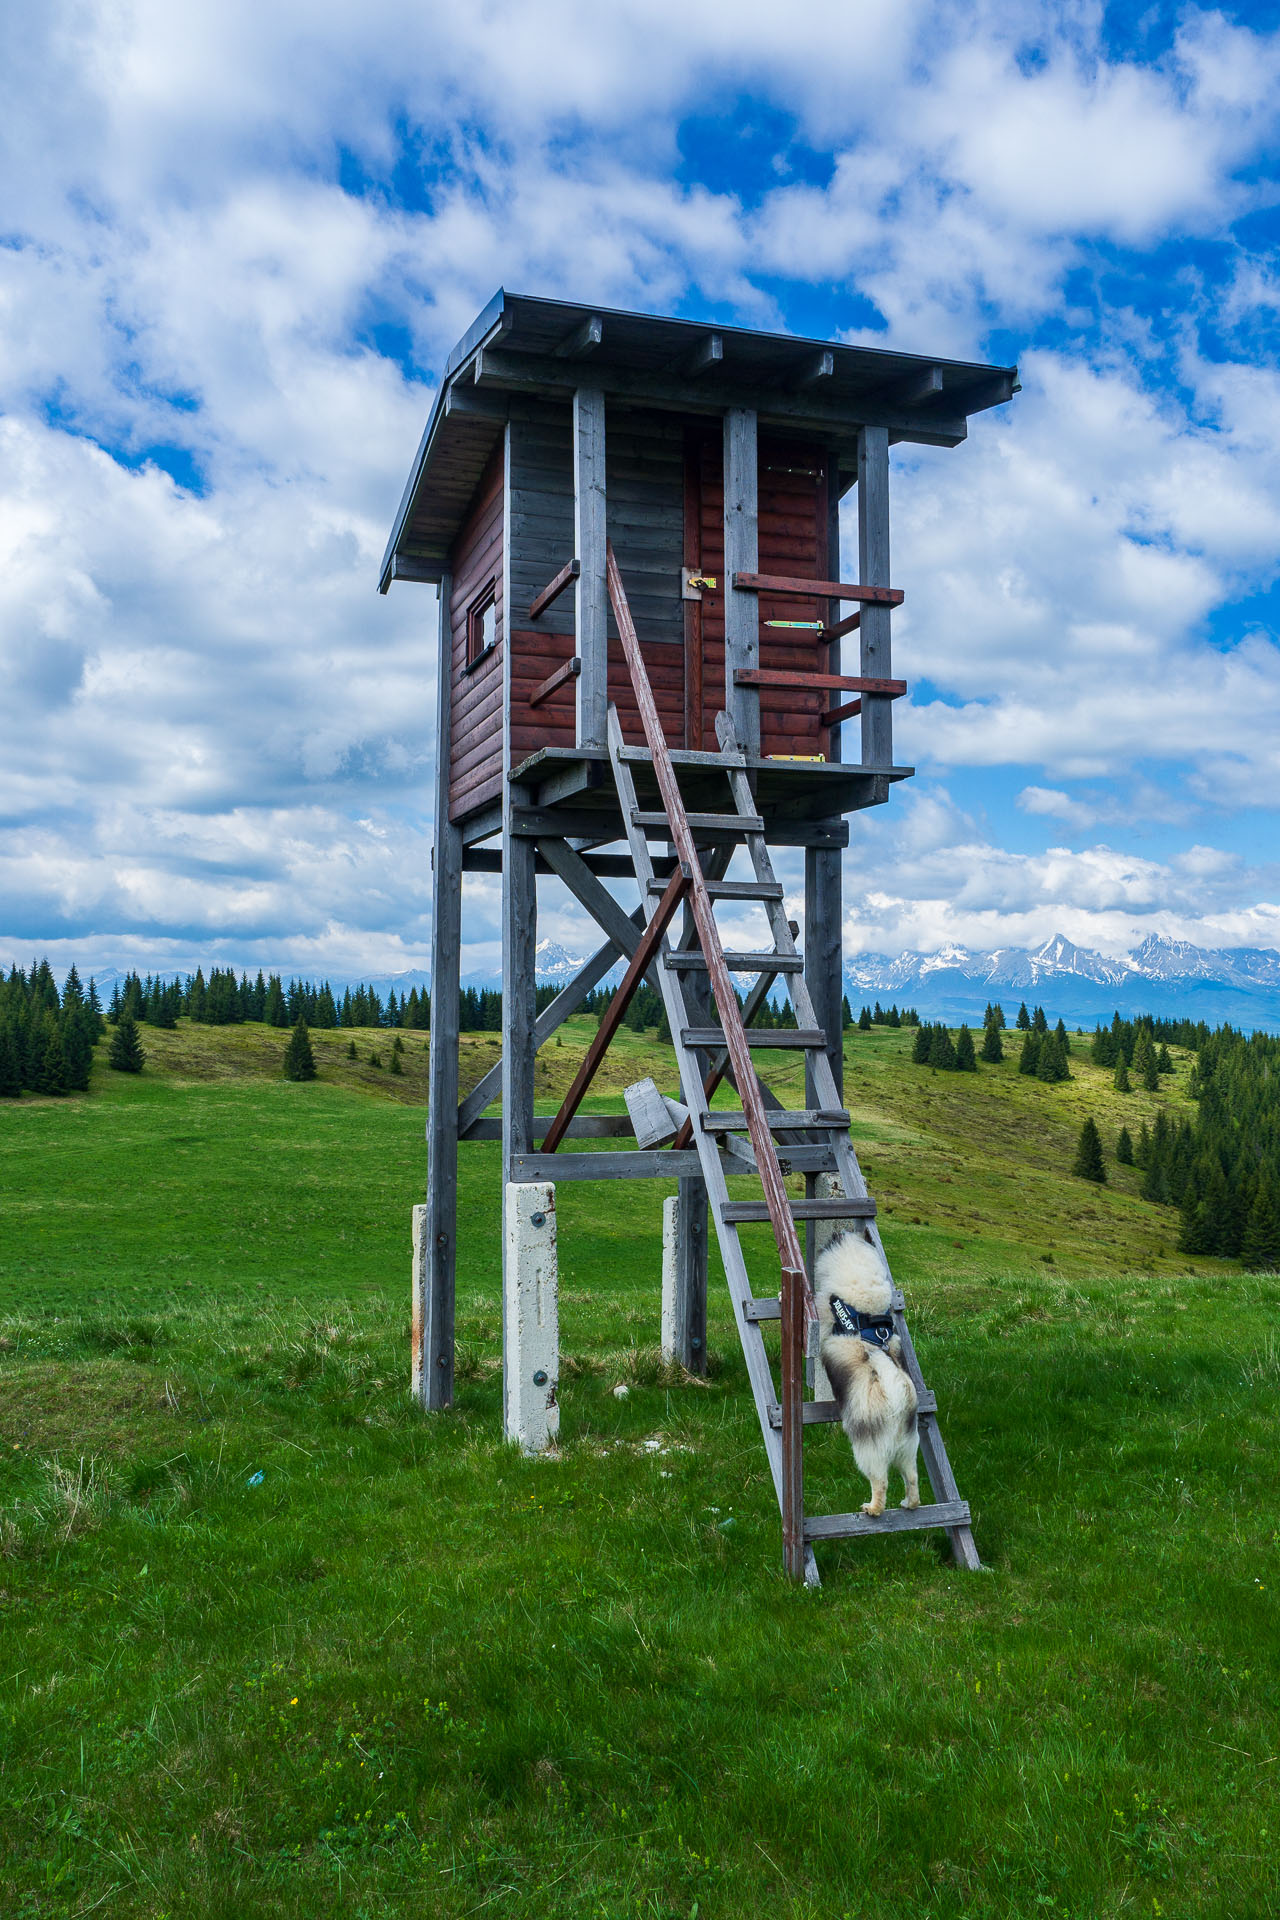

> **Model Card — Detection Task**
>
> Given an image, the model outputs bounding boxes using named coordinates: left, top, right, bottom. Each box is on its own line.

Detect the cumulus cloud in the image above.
left=0, top=0, right=1277, bottom=975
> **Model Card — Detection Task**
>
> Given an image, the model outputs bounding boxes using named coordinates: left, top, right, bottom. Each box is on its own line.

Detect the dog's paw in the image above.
left=861, top=1499, right=886, bottom=1517
left=900, top=1493, right=920, bottom=1510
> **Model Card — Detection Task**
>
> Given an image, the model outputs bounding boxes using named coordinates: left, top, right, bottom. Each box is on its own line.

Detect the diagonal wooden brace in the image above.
left=540, top=867, right=690, bottom=1154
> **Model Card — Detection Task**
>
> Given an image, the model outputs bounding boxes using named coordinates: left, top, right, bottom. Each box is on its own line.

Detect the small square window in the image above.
left=466, top=586, right=497, bottom=666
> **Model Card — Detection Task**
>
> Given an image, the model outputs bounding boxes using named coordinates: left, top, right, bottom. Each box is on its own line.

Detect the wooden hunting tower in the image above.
left=382, top=291, right=1016, bottom=1583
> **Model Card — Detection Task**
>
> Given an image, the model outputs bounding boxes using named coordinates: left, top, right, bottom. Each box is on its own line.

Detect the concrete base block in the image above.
left=503, top=1182, right=559, bottom=1453
left=411, top=1203, right=427, bottom=1403
left=660, top=1193, right=679, bottom=1362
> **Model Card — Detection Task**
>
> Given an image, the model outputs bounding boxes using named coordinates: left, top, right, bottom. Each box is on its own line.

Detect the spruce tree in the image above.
left=107, top=1012, right=145, bottom=1074
left=1114, top=1057, right=1131, bottom=1093
left=1241, top=1187, right=1280, bottom=1271
left=928, top=1025, right=957, bottom=1071
left=841, top=995, right=853, bottom=1030
left=1132, top=1028, right=1159, bottom=1093
left=60, top=1013, right=93, bottom=1092
left=1136, top=1121, right=1151, bottom=1168
left=955, top=1024, right=977, bottom=1071
left=389, top=1049, right=403, bottom=1075
left=1157, top=1043, right=1174, bottom=1074
left=980, top=1020, right=1003, bottom=1062
left=1032, top=1005, right=1048, bottom=1033
left=283, top=1019, right=316, bottom=1082
left=1116, top=1126, right=1134, bottom=1166
left=1055, top=1017, right=1071, bottom=1055
left=858, top=1005, right=872, bottom=1031
left=1072, top=1118, right=1106, bottom=1183
left=1036, top=1030, right=1069, bottom=1083
left=1016, top=1002, right=1031, bottom=1030
left=346, top=1039, right=357, bottom=1059
left=911, top=1023, right=931, bottom=1065
left=1018, top=1028, right=1041, bottom=1075
left=0, top=1024, right=21, bottom=1097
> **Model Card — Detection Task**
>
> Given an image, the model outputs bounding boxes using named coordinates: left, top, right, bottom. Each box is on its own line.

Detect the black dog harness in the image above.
left=828, top=1295, right=895, bottom=1352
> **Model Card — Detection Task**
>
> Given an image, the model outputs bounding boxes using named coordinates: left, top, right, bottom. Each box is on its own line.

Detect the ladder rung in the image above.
left=702, top=1109, right=850, bottom=1132
left=721, top=1197, right=877, bottom=1224
left=767, top=1390, right=937, bottom=1423
left=632, top=810, right=763, bottom=835
left=664, top=950, right=804, bottom=973
left=804, top=1500, right=970, bottom=1542
left=682, top=1027, right=827, bottom=1049
left=649, top=878, right=784, bottom=901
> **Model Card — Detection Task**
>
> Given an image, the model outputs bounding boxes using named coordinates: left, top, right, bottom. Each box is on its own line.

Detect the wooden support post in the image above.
left=805, top=841, right=843, bottom=1111
left=675, top=1176, right=708, bottom=1372
left=419, top=571, right=461, bottom=1410
left=857, top=426, right=892, bottom=768
left=723, top=407, right=760, bottom=757
left=574, top=387, right=607, bottom=750
left=503, top=1182, right=559, bottom=1453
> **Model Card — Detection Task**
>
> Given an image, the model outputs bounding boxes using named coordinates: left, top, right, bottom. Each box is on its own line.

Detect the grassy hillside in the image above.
left=0, top=1019, right=1275, bottom=1917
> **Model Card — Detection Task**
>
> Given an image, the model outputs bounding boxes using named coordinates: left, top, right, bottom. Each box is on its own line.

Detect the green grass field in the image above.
left=0, top=1020, right=1276, bottom=1918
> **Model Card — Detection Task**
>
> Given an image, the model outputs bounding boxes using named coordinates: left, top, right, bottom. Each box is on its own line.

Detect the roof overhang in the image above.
left=379, top=291, right=1018, bottom=592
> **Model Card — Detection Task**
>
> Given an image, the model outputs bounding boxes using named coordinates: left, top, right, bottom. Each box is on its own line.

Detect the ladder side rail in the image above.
left=608, top=547, right=809, bottom=1576
left=713, top=721, right=980, bottom=1568
left=608, top=711, right=789, bottom=1511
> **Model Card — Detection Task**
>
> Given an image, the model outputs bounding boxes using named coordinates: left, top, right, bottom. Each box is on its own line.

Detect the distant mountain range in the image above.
left=523, top=931, right=1280, bottom=1030
left=25, top=931, right=1280, bottom=1030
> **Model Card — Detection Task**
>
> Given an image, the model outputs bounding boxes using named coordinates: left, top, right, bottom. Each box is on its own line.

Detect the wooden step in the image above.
left=747, top=1288, right=907, bottom=1323
left=664, top=950, right=804, bottom=973
left=681, top=1027, right=827, bottom=1049
left=804, top=1500, right=969, bottom=1542
left=702, top=1108, right=850, bottom=1133
left=720, top=1138, right=837, bottom=1174
left=649, top=877, right=784, bottom=902
left=721, top=1196, right=877, bottom=1224
left=632, top=809, right=763, bottom=835
left=766, top=1391, right=937, bottom=1424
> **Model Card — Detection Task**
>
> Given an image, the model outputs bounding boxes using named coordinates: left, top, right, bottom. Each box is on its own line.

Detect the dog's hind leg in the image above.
left=862, top=1477, right=887, bottom=1518
left=900, top=1456, right=921, bottom=1510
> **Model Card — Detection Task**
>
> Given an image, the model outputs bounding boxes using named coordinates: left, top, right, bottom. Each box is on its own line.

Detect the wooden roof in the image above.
left=379, top=291, right=1018, bottom=591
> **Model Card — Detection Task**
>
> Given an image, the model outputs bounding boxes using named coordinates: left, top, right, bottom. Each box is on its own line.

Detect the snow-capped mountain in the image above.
left=844, top=932, right=1280, bottom=1029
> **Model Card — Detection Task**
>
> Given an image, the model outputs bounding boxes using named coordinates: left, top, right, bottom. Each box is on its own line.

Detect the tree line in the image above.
left=105, top=967, right=431, bottom=1032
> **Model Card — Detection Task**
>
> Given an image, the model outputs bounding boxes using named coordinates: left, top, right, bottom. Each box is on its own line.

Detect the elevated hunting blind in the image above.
left=382, top=291, right=1016, bottom=1582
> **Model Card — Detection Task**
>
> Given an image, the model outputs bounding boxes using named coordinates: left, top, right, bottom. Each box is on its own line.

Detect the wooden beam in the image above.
left=534, top=836, right=661, bottom=985
left=822, top=609, right=862, bottom=641
left=392, top=554, right=443, bottom=585
left=511, top=1150, right=703, bottom=1181
left=470, top=345, right=972, bottom=447
left=723, top=407, right=760, bottom=756
left=528, top=557, right=580, bottom=621
left=455, top=906, right=646, bottom=1135
left=858, top=426, right=893, bottom=768
left=793, top=349, right=834, bottom=388
left=553, top=314, right=603, bottom=358
left=540, top=868, right=689, bottom=1154
left=574, top=388, right=608, bottom=751
left=420, top=569, right=460, bottom=1411
left=734, top=670, right=906, bottom=695
left=528, top=656, right=580, bottom=708
left=818, top=697, right=861, bottom=727
left=876, top=365, right=944, bottom=410
left=683, top=332, right=724, bottom=377
left=732, top=572, right=902, bottom=605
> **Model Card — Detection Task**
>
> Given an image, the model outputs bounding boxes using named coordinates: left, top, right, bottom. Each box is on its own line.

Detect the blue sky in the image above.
left=1, top=0, right=1278, bottom=981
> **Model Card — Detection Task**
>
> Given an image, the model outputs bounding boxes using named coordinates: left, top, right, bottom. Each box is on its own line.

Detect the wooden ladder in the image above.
left=603, top=543, right=979, bottom=1583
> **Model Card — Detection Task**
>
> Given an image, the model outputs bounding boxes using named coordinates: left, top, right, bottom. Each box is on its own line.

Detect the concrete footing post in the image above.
left=411, top=1204, right=428, bottom=1403
left=660, top=1193, right=679, bottom=1362
left=503, top=1182, right=559, bottom=1453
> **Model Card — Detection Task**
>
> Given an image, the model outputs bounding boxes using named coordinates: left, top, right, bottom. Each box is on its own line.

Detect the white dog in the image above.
left=814, top=1233, right=920, bottom=1517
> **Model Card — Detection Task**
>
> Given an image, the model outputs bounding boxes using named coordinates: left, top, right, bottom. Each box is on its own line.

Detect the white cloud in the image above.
left=0, top=0, right=1278, bottom=974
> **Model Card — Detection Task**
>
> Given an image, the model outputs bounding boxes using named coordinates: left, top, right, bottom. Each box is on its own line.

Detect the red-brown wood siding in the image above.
left=448, top=444, right=505, bottom=820
left=691, top=433, right=831, bottom=759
